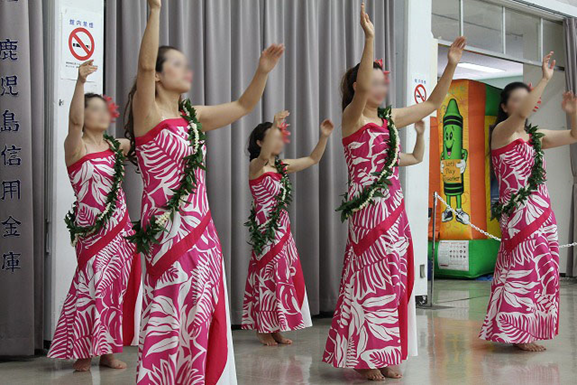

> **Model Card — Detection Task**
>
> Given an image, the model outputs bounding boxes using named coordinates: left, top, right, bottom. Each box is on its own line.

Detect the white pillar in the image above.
left=44, top=0, right=105, bottom=336
left=400, top=0, right=436, bottom=297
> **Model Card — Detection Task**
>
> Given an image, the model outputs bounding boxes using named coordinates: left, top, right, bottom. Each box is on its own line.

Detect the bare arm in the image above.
left=132, top=0, right=162, bottom=134
left=392, top=37, right=466, bottom=129
left=117, top=138, right=132, bottom=156
left=64, top=60, right=97, bottom=164
left=492, top=52, right=556, bottom=149
left=285, top=119, right=334, bottom=173
left=399, top=120, right=425, bottom=166
left=248, top=110, right=289, bottom=178
left=342, top=3, right=374, bottom=137
left=196, top=44, right=285, bottom=132
left=541, top=91, right=577, bottom=149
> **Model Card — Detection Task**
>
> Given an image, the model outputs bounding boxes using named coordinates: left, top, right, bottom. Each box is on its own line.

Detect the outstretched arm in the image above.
left=249, top=110, right=289, bottom=178
left=540, top=91, right=577, bottom=149
left=132, top=0, right=161, bottom=131
left=393, top=37, right=466, bottom=129
left=342, top=3, right=374, bottom=136
left=64, top=60, right=97, bottom=164
left=492, top=52, right=555, bottom=148
left=196, top=44, right=285, bottom=132
left=399, top=120, right=425, bottom=166
left=284, top=119, right=334, bottom=173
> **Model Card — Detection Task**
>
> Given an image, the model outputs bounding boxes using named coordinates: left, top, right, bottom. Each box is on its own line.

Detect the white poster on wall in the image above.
left=438, top=240, right=469, bottom=271
left=412, top=74, right=430, bottom=105
left=60, top=7, right=102, bottom=80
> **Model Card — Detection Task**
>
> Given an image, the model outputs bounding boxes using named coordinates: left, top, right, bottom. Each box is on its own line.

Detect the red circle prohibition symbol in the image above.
left=414, top=83, right=427, bottom=104
left=68, top=27, right=95, bottom=61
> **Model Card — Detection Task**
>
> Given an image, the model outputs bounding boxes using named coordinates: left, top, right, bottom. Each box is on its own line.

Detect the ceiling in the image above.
left=438, top=45, right=524, bottom=80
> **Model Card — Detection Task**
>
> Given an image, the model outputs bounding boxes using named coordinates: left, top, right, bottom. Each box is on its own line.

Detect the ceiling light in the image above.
left=457, top=62, right=505, bottom=73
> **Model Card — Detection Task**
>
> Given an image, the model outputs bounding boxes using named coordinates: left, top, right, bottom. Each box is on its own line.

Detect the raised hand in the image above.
left=414, top=119, right=425, bottom=135
left=542, top=51, right=555, bottom=81
left=148, top=0, right=161, bottom=9
left=448, top=36, right=466, bottom=66
left=78, top=60, right=97, bottom=83
left=360, top=3, right=374, bottom=39
left=320, top=119, right=335, bottom=137
left=562, top=91, right=577, bottom=114
left=258, top=44, right=285, bottom=74
left=273, top=110, right=290, bottom=127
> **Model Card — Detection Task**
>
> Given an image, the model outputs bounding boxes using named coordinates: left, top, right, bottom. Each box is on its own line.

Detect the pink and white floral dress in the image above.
left=241, top=171, right=312, bottom=333
left=323, top=119, right=417, bottom=369
left=480, top=137, right=559, bottom=343
left=48, top=149, right=139, bottom=359
left=135, top=117, right=236, bottom=385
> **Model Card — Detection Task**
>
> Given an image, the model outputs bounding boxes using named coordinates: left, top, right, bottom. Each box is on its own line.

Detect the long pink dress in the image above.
left=241, top=171, right=312, bottom=333
left=480, top=138, right=559, bottom=343
left=323, top=120, right=416, bottom=369
left=135, top=117, right=236, bottom=385
left=48, top=149, right=138, bottom=359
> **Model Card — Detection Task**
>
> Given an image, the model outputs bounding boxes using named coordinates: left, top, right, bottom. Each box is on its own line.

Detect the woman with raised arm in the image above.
left=322, top=3, right=465, bottom=381
left=48, top=61, right=138, bottom=372
left=125, top=1, right=284, bottom=383
left=242, top=111, right=334, bottom=346
left=480, top=52, right=577, bottom=352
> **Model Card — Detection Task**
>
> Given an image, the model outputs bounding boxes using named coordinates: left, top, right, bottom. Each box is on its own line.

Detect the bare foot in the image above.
left=355, top=369, right=385, bottom=381
left=514, top=343, right=546, bottom=352
left=271, top=332, right=292, bottom=345
left=381, top=366, right=402, bottom=378
left=99, top=354, right=127, bottom=369
left=257, top=332, right=278, bottom=346
left=73, top=358, right=91, bottom=372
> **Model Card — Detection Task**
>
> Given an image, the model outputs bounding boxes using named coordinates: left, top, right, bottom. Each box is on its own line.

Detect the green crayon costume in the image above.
left=441, top=99, right=469, bottom=223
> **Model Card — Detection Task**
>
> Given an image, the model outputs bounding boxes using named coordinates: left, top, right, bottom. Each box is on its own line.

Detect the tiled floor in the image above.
left=2, top=279, right=576, bottom=384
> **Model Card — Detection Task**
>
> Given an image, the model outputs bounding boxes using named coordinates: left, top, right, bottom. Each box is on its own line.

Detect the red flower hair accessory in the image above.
left=374, top=59, right=391, bottom=84
left=278, top=120, right=291, bottom=143
left=103, top=95, right=120, bottom=122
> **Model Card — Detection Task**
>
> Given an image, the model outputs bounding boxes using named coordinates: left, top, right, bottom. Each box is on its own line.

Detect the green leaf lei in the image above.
left=336, top=106, right=400, bottom=222
left=244, top=158, right=293, bottom=255
left=64, top=133, right=126, bottom=246
left=491, top=124, right=546, bottom=220
left=126, top=99, right=207, bottom=255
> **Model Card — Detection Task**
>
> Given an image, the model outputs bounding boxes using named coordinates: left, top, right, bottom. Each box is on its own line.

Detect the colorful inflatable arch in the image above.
left=428, top=79, right=502, bottom=278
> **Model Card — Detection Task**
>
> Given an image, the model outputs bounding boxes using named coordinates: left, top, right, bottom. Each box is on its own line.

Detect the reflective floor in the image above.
left=2, top=279, right=577, bottom=384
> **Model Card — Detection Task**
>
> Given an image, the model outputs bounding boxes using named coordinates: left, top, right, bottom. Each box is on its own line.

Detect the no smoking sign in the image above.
left=414, top=84, right=427, bottom=104
left=68, top=27, right=95, bottom=61
left=60, top=8, right=102, bottom=80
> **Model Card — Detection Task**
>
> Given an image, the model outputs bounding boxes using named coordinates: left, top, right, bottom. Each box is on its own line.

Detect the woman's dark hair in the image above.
left=489, top=82, right=531, bottom=149
left=341, top=61, right=384, bottom=111
left=124, top=45, right=180, bottom=165
left=84, top=92, right=107, bottom=107
left=247, top=122, right=273, bottom=160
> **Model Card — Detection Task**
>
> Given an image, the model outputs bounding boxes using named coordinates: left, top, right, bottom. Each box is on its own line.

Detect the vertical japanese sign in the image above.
left=0, top=4, right=25, bottom=274
left=0, top=0, right=36, bottom=355
left=60, top=7, right=102, bottom=80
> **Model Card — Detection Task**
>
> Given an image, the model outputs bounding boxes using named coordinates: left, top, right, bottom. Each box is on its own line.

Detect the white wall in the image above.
left=524, top=65, right=572, bottom=274
left=44, top=0, right=105, bottom=336
left=401, top=0, right=435, bottom=297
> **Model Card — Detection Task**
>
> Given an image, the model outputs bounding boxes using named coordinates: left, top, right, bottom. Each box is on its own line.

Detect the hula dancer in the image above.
left=47, top=61, right=140, bottom=372
left=125, top=1, right=284, bottom=383
left=322, top=3, right=466, bottom=381
left=242, top=110, right=334, bottom=345
left=480, top=52, right=577, bottom=352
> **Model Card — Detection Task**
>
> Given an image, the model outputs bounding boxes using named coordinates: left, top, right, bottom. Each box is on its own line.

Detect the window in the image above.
left=432, top=0, right=460, bottom=42
left=432, top=0, right=566, bottom=67
left=505, top=9, right=540, bottom=62
left=543, top=20, right=565, bottom=67
left=463, top=0, right=503, bottom=53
